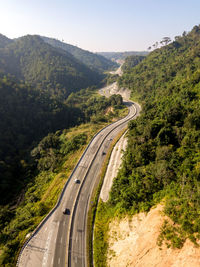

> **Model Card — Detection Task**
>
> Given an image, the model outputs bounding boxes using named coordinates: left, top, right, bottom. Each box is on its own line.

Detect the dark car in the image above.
left=63, top=208, right=70, bottom=215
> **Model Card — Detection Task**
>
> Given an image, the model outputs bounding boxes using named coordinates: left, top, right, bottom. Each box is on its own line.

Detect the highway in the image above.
left=18, top=100, right=140, bottom=267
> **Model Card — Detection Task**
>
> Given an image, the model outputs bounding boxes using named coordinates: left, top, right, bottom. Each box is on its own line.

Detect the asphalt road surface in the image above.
left=18, top=101, right=140, bottom=267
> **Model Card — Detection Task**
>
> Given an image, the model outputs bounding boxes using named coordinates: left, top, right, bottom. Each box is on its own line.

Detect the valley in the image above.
left=17, top=87, right=139, bottom=267
left=1, top=23, right=200, bottom=267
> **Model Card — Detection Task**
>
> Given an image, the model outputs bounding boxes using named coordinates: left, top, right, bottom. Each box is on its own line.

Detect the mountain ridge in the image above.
left=41, top=35, right=118, bottom=72
left=0, top=34, right=103, bottom=98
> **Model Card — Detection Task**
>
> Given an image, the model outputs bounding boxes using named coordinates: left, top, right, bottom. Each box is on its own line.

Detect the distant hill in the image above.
left=0, top=33, right=12, bottom=48
left=121, top=55, right=146, bottom=72
left=97, top=51, right=148, bottom=62
left=41, top=36, right=118, bottom=73
left=0, top=35, right=103, bottom=98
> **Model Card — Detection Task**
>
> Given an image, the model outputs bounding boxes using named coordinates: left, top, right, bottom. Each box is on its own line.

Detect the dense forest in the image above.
left=0, top=74, right=124, bottom=265
left=0, top=34, right=106, bottom=99
left=0, top=76, right=83, bottom=204
left=113, top=25, right=200, bottom=247
left=121, top=55, right=146, bottom=72
left=0, top=72, right=124, bottom=203
left=98, top=51, right=148, bottom=61
left=0, top=34, right=12, bottom=48
left=94, top=25, right=200, bottom=266
left=0, top=32, right=126, bottom=265
left=41, top=36, right=118, bottom=73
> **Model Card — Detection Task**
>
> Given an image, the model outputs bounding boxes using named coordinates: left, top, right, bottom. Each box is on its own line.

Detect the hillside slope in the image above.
left=107, top=205, right=200, bottom=267
left=0, top=76, right=83, bottom=204
left=41, top=36, right=118, bottom=72
left=114, top=25, right=200, bottom=247
left=0, top=35, right=102, bottom=98
left=94, top=25, right=200, bottom=267
left=0, top=74, right=125, bottom=265
left=0, top=33, right=12, bottom=48
left=98, top=51, right=148, bottom=61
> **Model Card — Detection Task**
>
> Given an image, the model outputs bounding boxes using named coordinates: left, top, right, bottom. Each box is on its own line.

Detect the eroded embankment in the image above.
left=107, top=205, right=200, bottom=267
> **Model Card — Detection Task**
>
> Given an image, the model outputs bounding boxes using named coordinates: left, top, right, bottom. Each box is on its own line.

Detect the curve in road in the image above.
left=18, top=100, right=140, bottom=267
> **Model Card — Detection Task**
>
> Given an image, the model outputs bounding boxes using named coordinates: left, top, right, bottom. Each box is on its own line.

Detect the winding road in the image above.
left=18, top=100, right=140, bottom=267
left=18, top=64, right=140, bottom=266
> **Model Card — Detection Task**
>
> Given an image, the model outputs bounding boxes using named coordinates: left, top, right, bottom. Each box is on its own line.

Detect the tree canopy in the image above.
left=0, top=35, right=103, bottom=99
left=41, top=36, right=118, bottom=73
left=110, top=25, right=200, bottom=248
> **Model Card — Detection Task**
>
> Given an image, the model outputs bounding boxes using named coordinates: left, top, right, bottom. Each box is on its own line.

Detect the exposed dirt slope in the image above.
left=107, top=205, right=200, bottom=267
left=100, top=132, right=127, bottom=202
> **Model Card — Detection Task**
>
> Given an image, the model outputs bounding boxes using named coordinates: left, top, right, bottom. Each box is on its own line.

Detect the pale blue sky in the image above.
left=0, top=0, right=200, bottom=52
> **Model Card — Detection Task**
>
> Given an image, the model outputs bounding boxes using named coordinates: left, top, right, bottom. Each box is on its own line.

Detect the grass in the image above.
left=0, top=122, right=112, bottom=266
left=0, top=96, right=129, bottom=266
left=1, top=100, right=129, bottom=266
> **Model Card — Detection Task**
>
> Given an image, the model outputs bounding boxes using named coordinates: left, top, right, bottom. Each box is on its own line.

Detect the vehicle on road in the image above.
left=63, top=208, right=70, bottom=215
left=74, top=179, right=80, bottom=183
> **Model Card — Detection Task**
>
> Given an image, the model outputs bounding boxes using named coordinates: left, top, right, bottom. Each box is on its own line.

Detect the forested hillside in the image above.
left=41, top=36, right=118, bottom=73
left=0, top=35, right=102, bottom=98
left=0, top=34, right=12, bottom=48
left=94, top=25, right=200, bottom=265
left=98, top=51, right=148, bottom=61
left=114, top=25, right=200, bottom=247
left=0, top=72, right=125, bottom=264
left=121, top=55, right=146, bottom=72
left=0, top=76, right=83, bottom=204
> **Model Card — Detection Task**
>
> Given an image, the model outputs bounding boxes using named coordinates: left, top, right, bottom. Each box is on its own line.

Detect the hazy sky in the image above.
left=0, top=0, right=200, bottom=52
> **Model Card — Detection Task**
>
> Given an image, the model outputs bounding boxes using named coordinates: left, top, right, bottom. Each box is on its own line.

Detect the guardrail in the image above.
left=16, top=101, right=137, bottom=266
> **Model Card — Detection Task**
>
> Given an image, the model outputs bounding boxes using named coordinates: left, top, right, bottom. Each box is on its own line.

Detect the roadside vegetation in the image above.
left=0, top=32, right=128, bottom=266
left=87, top=129, right=127, bottom=266
left=0, top=81, right=127, bottom=265
left=94, top=25, right=200, bottom=266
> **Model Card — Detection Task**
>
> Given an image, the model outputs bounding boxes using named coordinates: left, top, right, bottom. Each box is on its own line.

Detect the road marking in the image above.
left=60, top=237, right=63, bottom=243
left=58, top=257, right=60, bottom=265
left=76, top=236, right=78, bottom=243
left=42, top=229, right=53, bottom=267
left=44, top=227, right=47, bottom=232
left=75, top=256, right=77, bottom=263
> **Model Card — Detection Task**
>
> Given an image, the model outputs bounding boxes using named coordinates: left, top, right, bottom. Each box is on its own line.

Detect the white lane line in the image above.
left=44, top=227, right=47, bottom=232
left=58, top=257, right=60, bottom=265
left=75, top=256, right=77, bottom=263
left=42, top=229, right=53, bottom=267
left=60, top=237, right=63, bottom=244
left=76, top=235, right=78, bottom=243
